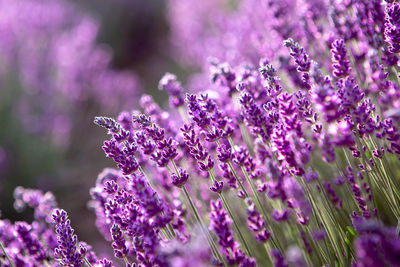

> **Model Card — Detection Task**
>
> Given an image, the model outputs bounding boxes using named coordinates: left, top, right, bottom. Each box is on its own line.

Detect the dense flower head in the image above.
left=110, top=224, right=129, bottom=259
left=385, top=2, right=400, bottom=53
left=331, top=39, right=352, bottom=78
left=284, top=38, right=311, bottom=73
left=14, top=221, right=48, bottom=262
left=94, top=117, right=121, bottom=135
left=52, top=209, right=85, bottom=266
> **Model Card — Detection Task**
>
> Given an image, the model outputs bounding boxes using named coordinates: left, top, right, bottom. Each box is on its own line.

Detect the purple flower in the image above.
left=159, top=73, right=185, bottom=108
left=354, top=219, right=400, bottom=266
left=323, top=182, right=342, bottom=209
left=245, top=199, right=270, bottom=243
left=283, top=177, right=311, bottom=225
left=52, top=209, right=85, bottom=266
left=171, top=168, right=190, bottom=188
left=331, top=39, right=352, bottom=78
left=217, top=145, right=233, bottom=163
left=210, top=180, right=224, bottom=193
left=270, top=249, right=288, bottom=267
left=94, top=117, right=121, bottom=135
left=209, top=199, right=253, bottom=265
left=271, top=209, right=290, bottom=222
left=385, top=3, right=400, bottom=53
left=310, top=63, right=342, bottom=123
left=185, top=94, right=211, bottom=129
left=110, top=224, right=129, bottom=259
left=14, top=222, right=48, bottom=262
left=284, top=38, right=311, bottom=90
left=13, top=187, right=57, bottom=223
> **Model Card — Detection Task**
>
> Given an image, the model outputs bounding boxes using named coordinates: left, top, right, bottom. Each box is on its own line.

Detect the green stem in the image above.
left=123, top=255, right=130, bottom=265
left=0, top=242, right=14, bottom=267
left=83, top=257, right=93, bottom=267
left=178, top=106, right=189, bottom=123
left=170, top=160, right=224, bottom=264
left=262, top=242, right=273, bottom=266
left=227, top=137, right=283, bottom=251
left=208, top=169, right=253, bottom=257
left=182, top=185, right=224, bottom=264
left=215, top=138, right=249, bottom=197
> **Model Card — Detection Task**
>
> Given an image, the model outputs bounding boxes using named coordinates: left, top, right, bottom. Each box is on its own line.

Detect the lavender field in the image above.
left=1, top=0, right=400, bottom=266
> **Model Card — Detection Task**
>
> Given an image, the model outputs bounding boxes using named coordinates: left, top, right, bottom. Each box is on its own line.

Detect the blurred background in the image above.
left=0, top=0, right=197, bottom=252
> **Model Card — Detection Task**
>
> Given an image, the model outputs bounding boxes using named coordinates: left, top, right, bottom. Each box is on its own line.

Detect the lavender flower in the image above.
left=53, top=209, right=85, bottom=266
left=110, top=224, right=128, bottom=259
left=245, top=199, right=270, bottom=242
left=354, top=219, right=400, bottom=266
left=270, top=249, right=288, bottom=267
left=159, top=73, right=185, bottom=108
left=331, top=39, right=352, bottom=78
left=385, top=3, right=400, bottom=53
left=209, top=199, right=253, bottom=266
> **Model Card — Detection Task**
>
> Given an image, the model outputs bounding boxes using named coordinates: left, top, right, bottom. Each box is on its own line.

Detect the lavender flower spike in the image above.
left=94, top=116, right=121, bottom=135
left=15, top=222, right=48, bottom=263
left=331, top=39, right=352, bottom=78
left=209, top=199, right=254, bottom=266
left=385, top=3, right=400, bottom=53
left=53, top=209, right=85, bottom=267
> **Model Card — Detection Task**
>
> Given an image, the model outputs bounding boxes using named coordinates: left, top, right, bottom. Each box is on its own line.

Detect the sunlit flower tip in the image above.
left=94, top=116, right=121, bottom=134
left=158, top=73, right=185, bottom=107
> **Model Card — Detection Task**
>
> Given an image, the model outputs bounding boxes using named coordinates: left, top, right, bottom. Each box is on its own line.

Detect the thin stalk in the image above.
left=227, top=136, right=283, bottom=251
left=160, top=227, right=172, bottom=240
left=182, top=185, right=224, bottom=264
left=355, top=137, right=400, bottom=218
left=170, top=160, right=224, bottom=264
left=178, top=106, right=189, bottom=123
left=166, top=223, right=176, bottom=239
left=231, top=93, right=256, bottom=156
left=226, top=161, right=249, bottom=197
left=239, top=123, right=256, bottom=156
left=346, top=42, right=364, bottom=89
left=353, top=135, right=377, bottom=206
left=219, top=192, right=253, bottom=257
left=0, top=242, right=14, bottom=267
left=214, top=138, right=249, bottom=197
left=123, top=255, right=130, bottom=265
left=208, top=169, right=252, bottom=257
left=262, top=242, right=273, bottom=266
left=305, top=183, right=343, bottom=265
left=83, top=257, right=93, bottom=267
